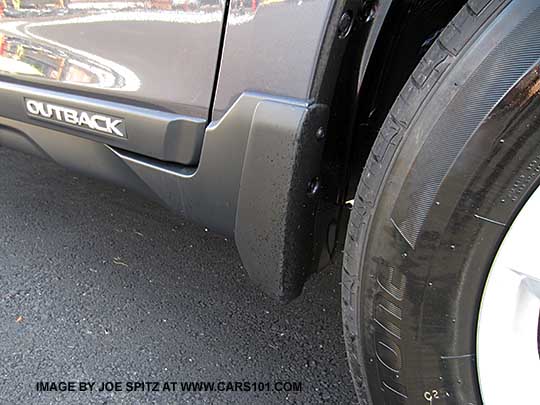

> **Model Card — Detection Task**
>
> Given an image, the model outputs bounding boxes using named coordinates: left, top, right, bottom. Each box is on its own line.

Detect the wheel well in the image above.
left=297, top=0, right=470, bottom=276
left=314, top=0, right=466, bottom=270
left=314, top=1, right=468, bottom=264
left=343, top=0, right=468, bottom=200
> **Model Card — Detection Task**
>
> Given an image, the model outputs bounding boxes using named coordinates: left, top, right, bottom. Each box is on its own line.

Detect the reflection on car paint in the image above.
left=0, top=0, right=306, bottom=117
left=0, top=0, right=232, bottom=116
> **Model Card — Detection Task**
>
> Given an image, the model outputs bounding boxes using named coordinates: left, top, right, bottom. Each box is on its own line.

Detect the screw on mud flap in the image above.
left=364, top=4, right=376, bottom=23
left=307, top=177, right=320, bottom=197
left=337, top=11, right=353, bottom=39
left=315, top=127, right=325, bottom=140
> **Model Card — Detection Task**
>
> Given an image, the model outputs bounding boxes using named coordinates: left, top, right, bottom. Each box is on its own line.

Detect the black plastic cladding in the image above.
left=0, top=92, right=309, bottom=237
left=0, top=80, right=207, bottom=166
left=0, top=2, right=357, bottom=301
left=235, top=104, right=329, bottom=301
left=0, top=90, right=327, bottom=300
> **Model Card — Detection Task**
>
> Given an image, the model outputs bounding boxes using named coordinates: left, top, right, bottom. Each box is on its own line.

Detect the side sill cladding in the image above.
left=0, top=80, right=206, bottom=166
left=114, top=97, right=330, bottom=301
left=0, top=91, right=327, bottom=301
left=109, top=93, right=314, bottom=240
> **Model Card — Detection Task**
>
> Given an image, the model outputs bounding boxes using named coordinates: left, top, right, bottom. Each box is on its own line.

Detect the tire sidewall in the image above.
left=344, top=1, right=540, bottom=404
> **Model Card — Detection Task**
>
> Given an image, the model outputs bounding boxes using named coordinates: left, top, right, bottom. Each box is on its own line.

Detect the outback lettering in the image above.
left=25, top=99, right=125, bottom=138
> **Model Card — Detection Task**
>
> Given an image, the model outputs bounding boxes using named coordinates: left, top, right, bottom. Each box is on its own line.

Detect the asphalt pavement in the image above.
left=0, top=148, right=356, bottom=404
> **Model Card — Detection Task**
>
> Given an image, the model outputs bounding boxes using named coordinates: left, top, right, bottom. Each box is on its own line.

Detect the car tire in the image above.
left=342, top=0, right=540, bottom=403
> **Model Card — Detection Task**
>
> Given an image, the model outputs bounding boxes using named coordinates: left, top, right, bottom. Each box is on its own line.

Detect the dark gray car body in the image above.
left=0, top=0, right=333, bottom=118
left=0, top=0, right=463, bottom=299
left=0, top=0, right=355, bottom=299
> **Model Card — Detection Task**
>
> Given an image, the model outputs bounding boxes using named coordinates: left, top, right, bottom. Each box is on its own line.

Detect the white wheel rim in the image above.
left=477, top=187, right=540, bottom=405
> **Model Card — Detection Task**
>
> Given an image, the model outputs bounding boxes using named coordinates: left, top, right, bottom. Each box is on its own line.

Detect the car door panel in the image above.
left=0, top=0, right=226, bottom=118
left=213, top=0, right=332, bottom=119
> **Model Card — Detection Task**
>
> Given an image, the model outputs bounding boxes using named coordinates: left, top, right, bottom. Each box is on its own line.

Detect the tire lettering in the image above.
left=374, top=259, right=407, bottom=401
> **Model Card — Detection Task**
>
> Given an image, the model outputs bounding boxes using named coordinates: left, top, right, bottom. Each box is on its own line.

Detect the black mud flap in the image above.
left=235, top=102, right=329, bottom=302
